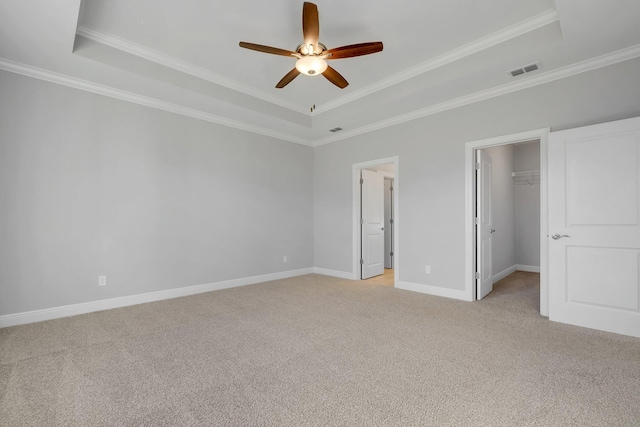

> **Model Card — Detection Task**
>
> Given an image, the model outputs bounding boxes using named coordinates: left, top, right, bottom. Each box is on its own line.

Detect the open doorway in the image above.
left=464, top=128, right=549, bottom=316
left=352, top=157, right=399, bottom=286
left=477, top=142, right=541, bottom=303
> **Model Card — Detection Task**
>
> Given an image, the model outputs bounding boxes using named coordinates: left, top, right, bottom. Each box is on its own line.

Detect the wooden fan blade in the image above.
left=325, top=42, right=384, bottom=60
left=322, top=65, right=349, bottom=89
left=302, top=2, right=319, bottom=51
left=239, top=42, right=297, bottom=57
left=276, top=68, right=301, bottom=88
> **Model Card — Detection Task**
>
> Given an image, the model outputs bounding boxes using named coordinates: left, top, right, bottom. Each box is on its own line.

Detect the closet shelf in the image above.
left=511, top=170, right=540, bottom=177
left=512, top=170, right=540, bottom=186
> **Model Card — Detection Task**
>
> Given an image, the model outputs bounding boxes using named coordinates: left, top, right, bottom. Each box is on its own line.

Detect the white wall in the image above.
left=0, top=71, right=314, bottom=316
left=514, top=142, right=541, bottom=268
left=483, top=145, right=515, bottom=277
left=313, top=58, right=640, bottom=292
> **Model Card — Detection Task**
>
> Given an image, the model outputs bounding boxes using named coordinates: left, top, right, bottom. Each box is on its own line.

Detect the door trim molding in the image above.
left=352, top=157, right=400, bottom=284
left=464, top=128, right=550, bottom=315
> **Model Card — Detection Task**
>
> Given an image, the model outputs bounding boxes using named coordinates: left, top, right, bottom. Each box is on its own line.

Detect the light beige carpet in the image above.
left=1, top=272, right=639, bottom=426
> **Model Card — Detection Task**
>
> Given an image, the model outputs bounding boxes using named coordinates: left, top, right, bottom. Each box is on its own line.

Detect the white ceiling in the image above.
left=1, top=0, right=640, bottom=146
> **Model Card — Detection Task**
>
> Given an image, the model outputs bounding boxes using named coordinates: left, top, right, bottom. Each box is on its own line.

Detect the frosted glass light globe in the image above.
left=295, top=56, right=328, bottom=76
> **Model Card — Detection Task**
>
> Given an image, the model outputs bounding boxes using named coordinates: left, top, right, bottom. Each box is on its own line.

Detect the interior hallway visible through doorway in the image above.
left=363, top=268, right=394, bottom=286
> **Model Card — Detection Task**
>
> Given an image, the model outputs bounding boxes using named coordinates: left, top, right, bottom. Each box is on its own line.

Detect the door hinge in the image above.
left=390, top=251, right=394, bottom=257
left=390, top=186, right=394, bottom=192
left=390, top=219, right=394, bottom=224
left=360, top=178, right=364, bottom=184
left=475, top=272, right=480, bottom=280
left=360, top=218, right=364, bottom=225
left=475, top=163, right=480, bottom=170
left=360, top=259, right=364, bottom=265
left=475, top=217, right=479, bottom=225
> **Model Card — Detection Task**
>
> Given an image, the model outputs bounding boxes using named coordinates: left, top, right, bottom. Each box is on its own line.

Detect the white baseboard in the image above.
left=492, top=265, right=517, bottom=284
left=313, top=267, right=356, bottom=280
left=396, top=281, right=471, bottom=301
left=517, top=264, right=541, bottom=273
left=0, top=267, right=314, bottom=328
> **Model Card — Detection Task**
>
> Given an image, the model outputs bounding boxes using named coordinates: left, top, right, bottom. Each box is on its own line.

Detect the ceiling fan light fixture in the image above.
left=295, top=55, right=327, bottom=76
left=239, top=3, right=382, bottom=88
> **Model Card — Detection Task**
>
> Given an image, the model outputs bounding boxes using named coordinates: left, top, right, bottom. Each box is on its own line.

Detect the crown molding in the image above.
left=0, top=58, right=312, bottom=146
left=311, top=43, right=640, bottom=147
left=2, top=42, right=638, bottom=149
left=76, top=25, right=309, bottom=116
left=312, top=9, right=560, bottom=115
left=77, top=10, right=558, bottom=119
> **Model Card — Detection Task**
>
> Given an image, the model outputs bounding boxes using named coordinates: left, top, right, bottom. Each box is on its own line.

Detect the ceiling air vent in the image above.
left=329, top=127, right=343, bottom=133
left=509, top=61, right=541, bottom=77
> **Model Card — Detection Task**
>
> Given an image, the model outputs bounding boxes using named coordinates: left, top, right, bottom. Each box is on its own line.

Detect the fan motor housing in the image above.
left=296, top=42, right=328, bottom=56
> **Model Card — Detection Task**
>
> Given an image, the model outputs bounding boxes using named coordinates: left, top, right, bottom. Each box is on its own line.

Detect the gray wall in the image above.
left=514, top=142, right=541, bottom=267
left=0, top=71, right=314, bottom=316
left=314, top=58, right=640, bottom=291
left=483, top=145, right=515, bottom=277
left=2, top=58, right=640, bottom=315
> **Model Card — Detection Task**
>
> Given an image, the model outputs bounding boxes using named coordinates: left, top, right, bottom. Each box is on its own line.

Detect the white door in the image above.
left=549, top=116, right=640, bottom=338
left=361, top=169, right=385, bottom=279
left=476, top=150, right=494, bottom=299
left=384, top=178, right=394, bottom=269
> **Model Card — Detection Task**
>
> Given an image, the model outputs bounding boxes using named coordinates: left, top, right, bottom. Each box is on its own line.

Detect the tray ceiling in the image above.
left=1, top=0, right=639, bottom=145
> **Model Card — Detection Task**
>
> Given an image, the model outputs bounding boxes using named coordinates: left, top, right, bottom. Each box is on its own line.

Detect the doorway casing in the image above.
left=464, top=128, right=550, bottom=315
left=352, top=156, right=400, bottom=285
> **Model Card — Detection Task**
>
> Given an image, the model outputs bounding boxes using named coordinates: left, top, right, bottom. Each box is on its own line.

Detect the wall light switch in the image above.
left=283, top=256, right=288, bottom=263
left=98, top=275, right=107, bottom=286
left=425, top=266, right=431, bottom=274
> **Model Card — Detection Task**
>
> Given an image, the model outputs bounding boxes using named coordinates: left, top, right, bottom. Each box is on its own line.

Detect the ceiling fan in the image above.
left=239, top=2, right=383, bottom=89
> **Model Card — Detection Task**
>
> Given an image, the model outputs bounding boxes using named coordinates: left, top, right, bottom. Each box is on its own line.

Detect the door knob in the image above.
left=381, top=227, right=384, bottom=230
left=490, top=229, right=495, bottom=233
left=551, top=233, right=570, bottom=240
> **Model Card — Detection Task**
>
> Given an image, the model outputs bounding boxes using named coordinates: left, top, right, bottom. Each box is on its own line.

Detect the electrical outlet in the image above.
left=98, top=275, right=107, bottom=286
left=283, top=255, right=288, bottom=263
left=425, top=266, right=431, bottom=274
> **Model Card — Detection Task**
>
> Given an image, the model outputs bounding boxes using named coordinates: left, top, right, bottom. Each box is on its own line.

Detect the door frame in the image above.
left=352, top=156, right=400, bottom=285
left=464, top=128, right=550, bottom=315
